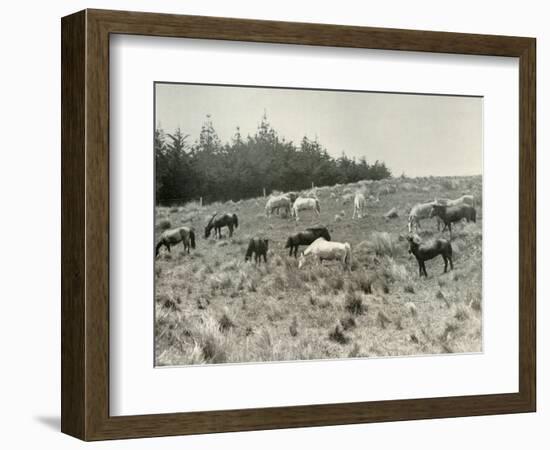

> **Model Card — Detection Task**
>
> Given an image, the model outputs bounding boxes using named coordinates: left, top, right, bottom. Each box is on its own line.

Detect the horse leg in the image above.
left=418, top=262, right=423, bottom=277
left=263, top=252, right=267, bottom=263
left=422, top=261, right=428, bottom=277
left=449, top=254, right=454, bottom=270
left=443, top=255, right=448, bottom=273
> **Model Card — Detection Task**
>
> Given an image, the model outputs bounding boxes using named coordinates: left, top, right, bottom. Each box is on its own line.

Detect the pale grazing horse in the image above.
left=352, top=192, right=367, bottom=219
left=156, top=226, right=196, bottom=256
left=434, top=194, right=475, bottom=209
left=298, top=237, right=352, bottom=270
left=292, top=196, right=320, bottom=221
left=265, top=194, right=291, bottom=217
left=408, top=201, right=444, bottom=232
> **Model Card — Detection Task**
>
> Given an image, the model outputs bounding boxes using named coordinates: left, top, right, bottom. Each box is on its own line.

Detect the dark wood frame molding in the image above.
left=61, top=9, right=536, bottom=441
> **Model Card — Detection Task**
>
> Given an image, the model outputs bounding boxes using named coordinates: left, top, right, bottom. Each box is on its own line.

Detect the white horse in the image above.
left=352, top=192, right=367, bottom=219
left=434, top=194, right=475, bottom=209
left=408, top=201, right=441, bottom=233
left=265, top=194, right=291, bottom=217
left=292, top=196, right=320, bottom=221
left=298, top=238, right=351, bottom=269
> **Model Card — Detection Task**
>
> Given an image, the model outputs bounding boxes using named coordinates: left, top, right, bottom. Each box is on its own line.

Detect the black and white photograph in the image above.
left=153, top=82, right=483, bottom=366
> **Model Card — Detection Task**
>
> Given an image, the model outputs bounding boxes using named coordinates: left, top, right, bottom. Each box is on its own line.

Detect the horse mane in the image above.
left=208, top=213, right=217, bottom=224
left=206, top=213, right=217, bottom=229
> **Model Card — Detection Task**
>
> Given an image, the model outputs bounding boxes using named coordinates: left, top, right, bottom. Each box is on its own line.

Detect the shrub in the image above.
left=344, top=290, right=366, bottom=315
left=353, top=271, right=373, bottom=294
left=404, top=301, right=417, bottom=317
left=328, top=324, right=349, bottom=344
left=289, top=317, right=298, bottom=337
left=376, top=311, right=392, bottom=329
left=193, top=316, right=228, bottom=364
left=348, top=343, right=361, bottom=358
left=218, top=312, right=235, bottom=333
left=340, top=315, right=357, bottom=331
left=454, top=304, right=470, bottom=321
left=370, top=232, right=396, bottom=257
left=159, top=219, right=171, bottom=231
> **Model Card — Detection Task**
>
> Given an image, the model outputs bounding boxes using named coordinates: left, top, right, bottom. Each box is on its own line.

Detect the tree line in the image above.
left=155, top=113, right=391, bottom=205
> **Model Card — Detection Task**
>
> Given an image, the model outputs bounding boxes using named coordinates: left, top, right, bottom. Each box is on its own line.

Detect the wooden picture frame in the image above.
left=61, top=9, right=536, bottom=441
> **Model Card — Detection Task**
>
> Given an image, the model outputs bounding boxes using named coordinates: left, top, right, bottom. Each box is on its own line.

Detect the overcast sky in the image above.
left=155, top=83, right=482, bottom=178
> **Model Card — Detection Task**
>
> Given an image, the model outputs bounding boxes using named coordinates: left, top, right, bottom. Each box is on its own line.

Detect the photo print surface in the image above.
left=154, top=82, right=482, bottom=367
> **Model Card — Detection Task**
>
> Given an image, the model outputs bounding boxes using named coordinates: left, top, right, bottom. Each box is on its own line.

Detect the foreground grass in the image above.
left=155, top=176, right=482, bottom=366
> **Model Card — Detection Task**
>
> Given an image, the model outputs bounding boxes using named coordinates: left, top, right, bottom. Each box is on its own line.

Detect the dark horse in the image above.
left=430, top=203, right=476, bottom=239
left=407, top=234, right=453, bottom=277
left=156, top=226, right=196, bottom=257
left=204, top=213, right=239, bottom=239
left=245, top=238, right=269, bottom=264
left=285, top=227, right=331, bottom=258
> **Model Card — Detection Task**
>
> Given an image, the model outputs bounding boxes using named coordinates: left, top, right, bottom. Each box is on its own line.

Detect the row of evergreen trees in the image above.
left=155, top=114, right=391, bottom=205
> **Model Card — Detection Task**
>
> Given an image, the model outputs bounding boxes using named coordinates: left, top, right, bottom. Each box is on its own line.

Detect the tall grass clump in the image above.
left=191, top=316, right=229, bottom=364
left=344, top=290, right=366, bottom=315
left=370, top=232, right=397, bottom=257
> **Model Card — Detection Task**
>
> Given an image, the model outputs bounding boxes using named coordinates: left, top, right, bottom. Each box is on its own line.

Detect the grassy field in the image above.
left=154, top=176, right=482, bottom=366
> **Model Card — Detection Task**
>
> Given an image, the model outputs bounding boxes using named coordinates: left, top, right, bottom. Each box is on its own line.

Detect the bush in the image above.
left=328, top=324, right=349, bottom=344
left=344, top=290, right=366, bottom=315
left=218, top=312, right=235, bottom=332
left=340, top=315, right=357, bottom=331
left=159, top=219, right=171, bottom=231
left=370, top=232, right=396, bottom=257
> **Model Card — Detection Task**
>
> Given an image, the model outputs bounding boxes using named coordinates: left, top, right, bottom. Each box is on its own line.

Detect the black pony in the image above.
left=204, top=213, right=239, bottom=239
left=245, top=238, right=269, bottom=264
left=285, top=227, right=331, bottom=258
left=407, top=234, right=453, bottom=277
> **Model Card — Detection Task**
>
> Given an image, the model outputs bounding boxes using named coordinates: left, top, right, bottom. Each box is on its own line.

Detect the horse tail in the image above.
left=189, top=229, right=196, bottom=249
left=472, top=207, right=477, bottom=223
left=233, top=213, right=239, bottom=228
left=245, top=239, right=253, bottom=261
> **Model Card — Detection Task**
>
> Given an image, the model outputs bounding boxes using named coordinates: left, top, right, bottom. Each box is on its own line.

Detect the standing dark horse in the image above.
left=407, top=234, right=453, bottom=277
left=204, top=213, right=239, bottom=239
left=245, top=238, right=269, bottom=264
left=156, top=226, right=196, bottom=257
left=285, top=227, right=331, bottom=258
left=430, top=203, right=476, bottom=239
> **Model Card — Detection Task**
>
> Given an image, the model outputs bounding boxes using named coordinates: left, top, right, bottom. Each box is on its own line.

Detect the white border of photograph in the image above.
left=109, top=35, right=518, bottom=416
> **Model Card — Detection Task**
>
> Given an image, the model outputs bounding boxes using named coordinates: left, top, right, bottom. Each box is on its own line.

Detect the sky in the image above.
left=155, top=83, right=482, bottom=178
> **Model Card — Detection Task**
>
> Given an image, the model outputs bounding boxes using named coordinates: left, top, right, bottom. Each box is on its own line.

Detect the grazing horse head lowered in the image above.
left=156, top=226, right=196, bottom=257
left=204, top=212, right=239, bottom=239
